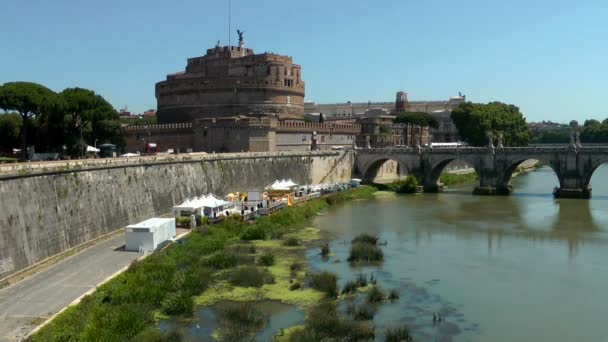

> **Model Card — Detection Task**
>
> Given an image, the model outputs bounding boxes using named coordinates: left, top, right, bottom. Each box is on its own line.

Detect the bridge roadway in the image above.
left=0, top=234, right=139, bottom=341
left=355, top=145, right=608, bottom=198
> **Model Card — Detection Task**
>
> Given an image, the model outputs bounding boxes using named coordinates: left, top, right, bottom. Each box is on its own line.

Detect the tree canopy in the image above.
left=0, top=82, right=124, bottom=159
left=450, top=102, right=530, bottom=146
left=394, top=112, right=439, bottom=129
left=0, top=82, right=56, bottom=159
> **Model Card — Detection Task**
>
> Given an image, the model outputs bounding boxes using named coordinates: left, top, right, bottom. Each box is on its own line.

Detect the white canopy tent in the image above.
left=172, top=194, right=234, bottom=217
left=267, top=179, right=299, bottom=191
left=86, top=145, right=100, bottom=153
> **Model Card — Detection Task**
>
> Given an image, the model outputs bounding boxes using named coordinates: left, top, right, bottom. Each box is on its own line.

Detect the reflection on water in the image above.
left=310, top=165, right=608, bottom=341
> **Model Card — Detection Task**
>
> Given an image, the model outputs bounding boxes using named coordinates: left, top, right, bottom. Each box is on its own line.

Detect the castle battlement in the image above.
left=122, top=123, right=193, bottom=132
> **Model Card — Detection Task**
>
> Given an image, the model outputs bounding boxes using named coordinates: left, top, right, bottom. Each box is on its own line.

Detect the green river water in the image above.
left=309, top=165, right=608, bottom=341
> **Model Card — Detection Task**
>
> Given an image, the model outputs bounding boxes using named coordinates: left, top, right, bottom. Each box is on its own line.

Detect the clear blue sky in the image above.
left=2, top=0, right=607, bottom=122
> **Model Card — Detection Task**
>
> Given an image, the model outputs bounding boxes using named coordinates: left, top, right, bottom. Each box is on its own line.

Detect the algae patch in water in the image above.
left=194, top=226, right=324, bottom=309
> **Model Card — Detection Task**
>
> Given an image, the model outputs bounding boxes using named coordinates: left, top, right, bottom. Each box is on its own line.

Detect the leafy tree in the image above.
left=395, top=111, right=439, bottom=129
left=451, top=102, right=530, bottom=146
left=59, top=87, right=122, bottom=156
left=0, top=112, right=22, bottom=150
left=0, top=82, right=57, bottom=160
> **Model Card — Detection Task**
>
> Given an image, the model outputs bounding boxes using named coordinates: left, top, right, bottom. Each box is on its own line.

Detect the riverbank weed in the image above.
left=218, top=302, right=269, bottom=341
left=228, top=266, right=275, bottom=287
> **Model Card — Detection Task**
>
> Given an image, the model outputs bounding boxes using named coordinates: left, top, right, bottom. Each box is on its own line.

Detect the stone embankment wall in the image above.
left=0, top=151, right=356, bottom=280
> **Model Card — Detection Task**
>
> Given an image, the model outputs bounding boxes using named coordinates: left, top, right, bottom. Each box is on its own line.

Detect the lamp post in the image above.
left=94, top=139, right=98, bottom=157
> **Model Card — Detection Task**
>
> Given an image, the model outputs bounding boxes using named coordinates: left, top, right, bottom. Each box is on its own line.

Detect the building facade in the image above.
left=305, top=92, right=464, bottom=142
left=156, top=40, right=305, bottom=123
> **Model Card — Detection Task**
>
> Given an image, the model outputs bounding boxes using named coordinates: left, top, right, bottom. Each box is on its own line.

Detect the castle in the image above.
left=156, top=38, right=305, bottom=123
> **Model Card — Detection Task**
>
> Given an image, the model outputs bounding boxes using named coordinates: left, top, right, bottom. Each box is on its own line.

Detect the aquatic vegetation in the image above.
left=348, top=242, right=384, bottom=263
left=352, top=305, right=375, bottom=321
left=388, top=289, right=400, bottom=301
left=217, top=302, right=269, bottom=341
left=202, top=250, right=239, bottom=269
left=384, top=325, right=413, bottom=342
left=257, top=253, right=276, bottom=266
left=352, top=233, right=379, bottom=245
left=309, top=272, right=338, bottom=298
left=228, top=266, right=275, bottom=287
left=131, top=328, right=183, bottom=342
left=284, top=237, right=300, bottom=246
left=367, top=285, right=385, bottom=303
left=287, top=301, right=375, bottom=341
left=342, top=280, right=359, bottom=294
left=320, top=242, right=330, bottom=256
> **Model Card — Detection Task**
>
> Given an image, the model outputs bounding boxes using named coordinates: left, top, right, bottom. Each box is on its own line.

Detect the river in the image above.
left=309, top=164, right=608, bottom=341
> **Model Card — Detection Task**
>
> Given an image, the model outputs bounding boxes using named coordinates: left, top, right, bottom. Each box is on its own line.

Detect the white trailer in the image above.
left=125, top=218, right=176, bottom=252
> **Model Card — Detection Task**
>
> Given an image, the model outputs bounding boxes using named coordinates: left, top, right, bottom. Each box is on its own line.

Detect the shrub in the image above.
left=385, top=326, right=413, bottom=342
left=396, top=175, right=418, bottom=194
left=160, top=291, right=193, bottom=316
left=284, top=237, right=300, bottom=246
left=388, top=289, right=400, bottom=301
left=203, top=250, right=238, bottom=269
left=289, top=280, right=301, bottom=291
left=240, top=226, right=266, bottom=240
left=289, top=262, right=302, bottom=272
left=348, top=242, right=384, bottom=262
left=367, top=286, right=385, bottom=303
left=175, top=216, right=191, bottom=228
left=228, top=266, right=275, bottom=287
left=310, top=272, right=338, bottom=298
left=257, top=253, right=275, bottom=266
left=351, top=234, right=379, bottom=245
left=218, top=302, right=269, bottom=341
left=195, top=214, right=209, bottom=227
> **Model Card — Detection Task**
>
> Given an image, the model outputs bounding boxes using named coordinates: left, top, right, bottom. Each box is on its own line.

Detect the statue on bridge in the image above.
left=496, top=132, right=504, bottom=148
left=486, top=131, right=494, bottom=149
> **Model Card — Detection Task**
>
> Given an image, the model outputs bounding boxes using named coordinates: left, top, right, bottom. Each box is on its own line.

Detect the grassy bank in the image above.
left=439, top=172, right=479, bottom=186
left=30, top=186, right=377, bottom=342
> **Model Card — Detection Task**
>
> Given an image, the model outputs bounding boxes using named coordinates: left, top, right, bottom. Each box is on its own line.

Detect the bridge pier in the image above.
left=553, top=188, right=591, bottom=199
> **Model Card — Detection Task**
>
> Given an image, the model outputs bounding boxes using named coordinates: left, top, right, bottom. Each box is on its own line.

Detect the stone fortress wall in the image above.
left=0, top=151, right=357, bottom=280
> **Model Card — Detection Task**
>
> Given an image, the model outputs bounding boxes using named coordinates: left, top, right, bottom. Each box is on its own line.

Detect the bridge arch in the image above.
left=424, top=157, right=481, bottom=192
left=359, top=156, right=409, bottom=183
left=583, top=157, right=608, bottom=189
left=499, top=158, right=562, bottom=193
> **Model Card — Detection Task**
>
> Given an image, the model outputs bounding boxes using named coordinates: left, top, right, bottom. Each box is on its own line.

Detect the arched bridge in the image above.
left=355, top=145, right=608, bottom=198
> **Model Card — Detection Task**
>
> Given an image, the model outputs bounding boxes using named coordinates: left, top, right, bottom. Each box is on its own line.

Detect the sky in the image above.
left=1, top=0, right=607, bottom=123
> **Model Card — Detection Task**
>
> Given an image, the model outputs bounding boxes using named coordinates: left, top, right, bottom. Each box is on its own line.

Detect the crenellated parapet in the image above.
left=122, top=123, right=194, bottom=133
left=277, top=121, right=361, bottom=134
